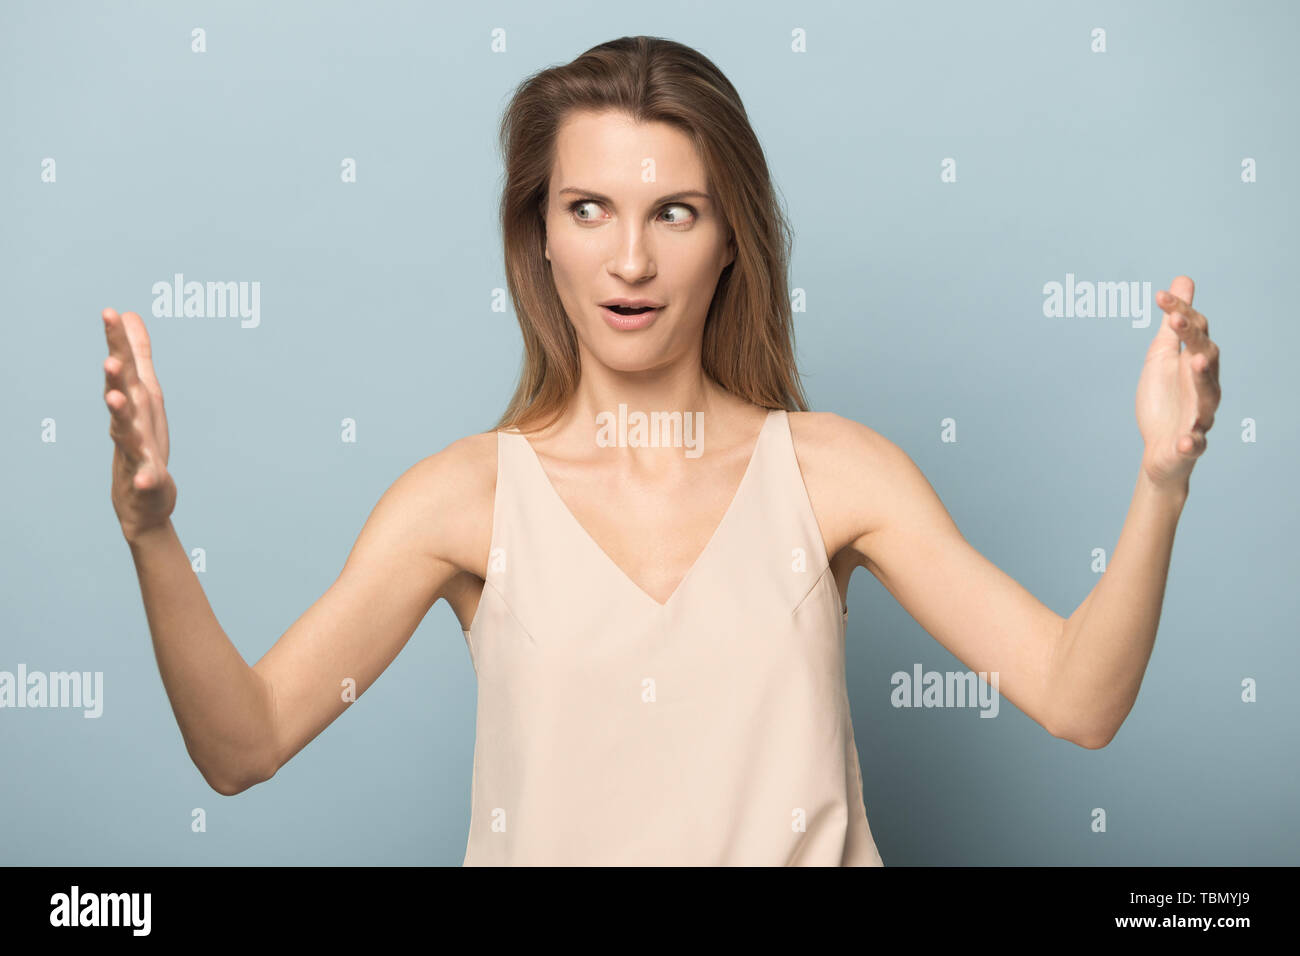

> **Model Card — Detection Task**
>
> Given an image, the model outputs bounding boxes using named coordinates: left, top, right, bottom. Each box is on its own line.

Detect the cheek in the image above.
left=662, top=251, right=717, bottom=289
left=548, top=233, right=603, bottom=268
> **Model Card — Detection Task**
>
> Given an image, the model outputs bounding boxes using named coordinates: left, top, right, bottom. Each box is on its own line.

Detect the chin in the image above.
left=593, top=349, right=668, bottom=374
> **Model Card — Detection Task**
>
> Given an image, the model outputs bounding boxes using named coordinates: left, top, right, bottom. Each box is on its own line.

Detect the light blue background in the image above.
left=2, top=0, right=1296, bottom=865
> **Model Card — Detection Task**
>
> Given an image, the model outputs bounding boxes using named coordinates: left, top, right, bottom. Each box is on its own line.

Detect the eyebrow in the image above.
left=558, top=187, right=712, bottom=205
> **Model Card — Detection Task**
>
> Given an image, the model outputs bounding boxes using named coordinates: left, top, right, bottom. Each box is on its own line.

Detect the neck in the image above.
left=535, top=351, right=753, bottom=465
left=571, top=366, right=723, bottom=429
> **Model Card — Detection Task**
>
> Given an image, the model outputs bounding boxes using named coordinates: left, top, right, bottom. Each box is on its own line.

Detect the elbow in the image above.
left=1052, top=722, right=1116, bottom=750
left=205, top=770, right=256, bottom=797
left=203, top=753, right=279, bottom=797
left=1071, top=729, right=1115, bottom=750
left=1048, top=709, right=1116, bottom=750
left=208, top=777, right=245, bottom=797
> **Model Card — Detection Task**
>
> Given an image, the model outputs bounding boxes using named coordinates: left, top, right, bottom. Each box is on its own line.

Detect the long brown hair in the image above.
left=490, top=35, right=809, bottom=434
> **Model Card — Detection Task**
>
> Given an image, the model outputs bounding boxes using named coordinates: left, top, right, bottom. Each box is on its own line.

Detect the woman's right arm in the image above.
left=123, top=519, right=280, bottom=795
left=103, top=308, right=484, bottom=796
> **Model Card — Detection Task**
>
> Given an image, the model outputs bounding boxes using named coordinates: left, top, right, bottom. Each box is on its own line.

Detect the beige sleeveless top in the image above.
left=460, top=408, right=884, bottom=866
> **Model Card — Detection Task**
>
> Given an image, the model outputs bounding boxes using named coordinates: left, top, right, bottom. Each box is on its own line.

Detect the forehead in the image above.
left=551, top=110, right=705, bottom=190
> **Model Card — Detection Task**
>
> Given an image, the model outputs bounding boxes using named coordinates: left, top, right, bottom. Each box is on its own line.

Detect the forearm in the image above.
left=125, top=520, right=275, bottom=793
left=1049, top=470, right=1188, bottom=747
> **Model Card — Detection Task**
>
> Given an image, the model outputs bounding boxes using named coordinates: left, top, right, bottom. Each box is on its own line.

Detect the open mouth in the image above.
left=605, top=305, right=656, bottom=316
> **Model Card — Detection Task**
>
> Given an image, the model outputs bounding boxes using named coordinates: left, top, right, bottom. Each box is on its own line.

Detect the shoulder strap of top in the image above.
left=760, top=409, right=840, bottom=606
left=480, top=426, right=588, bottom=620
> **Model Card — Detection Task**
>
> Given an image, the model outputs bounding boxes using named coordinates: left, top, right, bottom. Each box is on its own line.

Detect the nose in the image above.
left=606, top=225, right=655, bottom=282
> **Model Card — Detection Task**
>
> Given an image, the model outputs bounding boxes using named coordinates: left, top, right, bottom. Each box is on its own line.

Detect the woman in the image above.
left=100, top=36, right=1221, bottom=866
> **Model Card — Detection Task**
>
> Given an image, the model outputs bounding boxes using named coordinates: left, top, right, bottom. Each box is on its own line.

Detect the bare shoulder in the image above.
left=786, top=410, right=937, bottom=565
left=395, top=429, right=498, bottom=582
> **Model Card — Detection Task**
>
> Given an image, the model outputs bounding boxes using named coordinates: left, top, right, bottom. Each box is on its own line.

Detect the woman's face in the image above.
left=544, top=109, right=735, bottom=371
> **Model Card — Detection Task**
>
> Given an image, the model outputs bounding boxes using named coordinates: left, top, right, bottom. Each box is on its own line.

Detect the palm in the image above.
left=1135, top=277, right=1221, bottom=490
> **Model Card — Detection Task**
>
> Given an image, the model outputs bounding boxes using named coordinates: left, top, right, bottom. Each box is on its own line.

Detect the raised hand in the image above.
left=1136, top=276, right=1222, bottom=493
left=102, top=308, right=177, bottom=540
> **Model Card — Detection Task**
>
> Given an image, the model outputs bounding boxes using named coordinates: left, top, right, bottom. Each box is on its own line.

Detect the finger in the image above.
left=1192, top=340, right=1221, bottom=385
left=102, top=308, right=142, bottom=392
left=119, top=311, right=162, bottom=396
left=102, top=349, right=153, bottom=432
left=1190, top=352, right=1221, bottom=430
left=1156, top=291, right=1211, bottom=349
left=1177, top=429, right=1208, bottom=458
left=103, top=351, right=136, bottom=416
left=117, top=314, right=167, bottom=468
left=103, top=352, right=121, bottom=397
left=1155, top=288, right=1200, bottom=324
left=1169, top=274, right=1194, bottom=308
left=104, top=383, right=146, bottom=464
left=133, top=460, right=163, bottom=491
left=102, top=342, right=156, bottom=466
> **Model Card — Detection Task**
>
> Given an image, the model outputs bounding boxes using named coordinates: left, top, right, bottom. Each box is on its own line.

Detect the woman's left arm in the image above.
left=1048, top=275, right=1221, bottom=748
left=821, top=278, right=1219, bottom=751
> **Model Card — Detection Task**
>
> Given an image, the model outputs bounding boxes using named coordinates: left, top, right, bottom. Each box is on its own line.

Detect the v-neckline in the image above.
left=512, top=408, right=777, bottom=612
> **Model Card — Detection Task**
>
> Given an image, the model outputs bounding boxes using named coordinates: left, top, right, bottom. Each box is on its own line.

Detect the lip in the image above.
left=599, top=298, right=663, bottom=308
left=599, top=304, right=661, bottom=331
